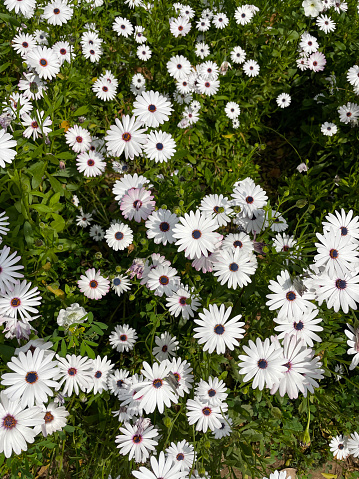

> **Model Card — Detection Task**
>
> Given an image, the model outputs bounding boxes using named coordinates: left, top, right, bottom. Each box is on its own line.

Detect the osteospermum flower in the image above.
left=321, top=122, right=337, bottom=136
left=26, top=46, right=61, bottom=80
left=166, top=357, right=194, bottom=397
left=197, top=78, right=220, bottom=96
left=193, top=304, right=245, bottom=354
left=92, top=77, right=117, bottom=101
left=196, top=377, right=228, bottom=407
left=120, top=187, right=155, bottom=222
left=87, top=355, right=114, bottom=394
left=143, top=130, right=176, bottom=163
left=53, top=41, right=75, bottom=64
left=274, top=308, right=323, bottom=347
left=316, top=14, right=336, bottom=33
left=199, top=194, right=233, bottom=227
left=170, top=16, right=192, bottom=37
left=34, top=402, right=69, bottom=437
left=112, top=173, right=150, bottom=203
left=65, top=125, right=92, bottom=153
left=0, top=280, right=41, bottom=322
left=0, top=246, right=24, bottom=294
left=238, top=338, right=286, bottom=390
left=105, top=115, right=147, bottom=159
left=76, top=151, right=106, bottom=177
left=323, top=209, right=359, bottom=239
left=276, top=93, right=291, bottom=108
left=56, top=354, right=94, bottom=397
left=344, top=324, right=359, bottom=370
left=347, top=65, right=359, bottom=88
left=112, top=17, right=133, bottom=37
left=132, top=451, right=187, bottom=479
left=166, top=285, right=201, bottom=320
left=212, top=249, right=256, bottom=289
left=134, top=361, right=178, bottom=414
left=145, top=209, right=179, bottom=245
left=111, top=275, right=132, bottom=296
left=0, top=391, right=44, bottom=458
left=316, top=273, right=359, bottom=313
left=186, top=398, right=222, bottom=432
left=152, top=332, right=179, bottom=361
left=348, top=432, right=359, bottom=458
left=4, top=0, right=36, bottom=16
left=329, top=435, right=350, bottom=460
left=338, top=102, right=359, bottom=124
left=231, top=46, right=246, bottom=64
left=133, top=90, right=173, bottom=128
left=1, top=349, right=59, bottom=408
left=243, top=59, right=260, bottom=77
left=222, top=232, right=253, bottom=255
left=172, top=210, right=219, bottom=260
left=167, top=55, right=192, bottom=81
left=166, top=440, right=195, bottom=472
left=137, top=44, right=152, bottom=61
left=12, top=33, right=37, bottom=58
left=43, top=0, right=73, bottom=26
left=225, top=102, right=240, bottom=120
left=77, top=268, right=110, bottom=300
left=232, top=181, right=268, bottom=216
left=105, top=223, right=133, bottom=251
left=307, top=51, right=326, bottom=72
left=266, top=270, right=314, bottom=319
left=115, top=420, right=159, bottom=463
left=234, top=5, right=254, bottom=24
left=147, top=264, right=180, bottom=297
left=0, top=129, right=17, bottom=168
left=109, top=324, right=138, bottom=352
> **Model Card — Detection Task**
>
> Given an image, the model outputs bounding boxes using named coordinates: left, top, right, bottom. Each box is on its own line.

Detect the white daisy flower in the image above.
left=225, top=102, right=241, bottom=119
left=89, top=224, right=105, bottom=241
left=274, top=308, right=323, bottom=347
left=133, top=90, right=173, bottom=128
left=338, top=102, right=359, bottom=124
left=166, top=285, right=201, bottom=320
left=111, top=275, right=132, bottom=296
left=147, top=264, right=180, bottom=297
left=76, top=211, right=93, bottom=227
left=26, top=46, right=61, bottom=80
left=222, top=232, right=253, bottom=254
left=12, top=33, right=37, bottom=58
left=234, top=5, right=254, bottom=24
left=166, top=440, right=195, bottom=471
left=197, top=78, right=220, bottom=96
left=4, top=0, right=36, bottom=15
left=92, top=77, right=117, bottom=101
left=299, top=33, right=319, bottom=53
left=115, top=420, right=159, bottom=463
left=186, top=398, right=223, bottom=432
left=231, top=46, right=246, bottom=64
left=109, top=324, right=138, bottom=352
left=348, top=432, right=359, bottom=458
left=105, top=115, right=147, bottom=159
left=329, top=435, right=350, bottom=460
left=276, top=93, right=291, bottom=108
left=43, top=0, right=73, bottom=25
left=77, top=268, right=110, bottom=300
left=199, top=194, right=233, bottom=227
left=347, top=65, right=359, bottom=88
left=213, top=12, right=229, bottom=28
left=120, top=187, right=155, bottom=222
left=193, top=304, right=245, bottom=354
left=345, top=324, right=359, bottom=370
left=316, top=272, right=359, bottom=313
left=105, top=223, right=133, bottom=251
left=170, top=16, right=191, bottom=37
left=167, top=55, right=192, bottom=81
left=0, top=246, right=23, bottom=294
left=112, top=173, right=151, bottom=203
left=152, top=332, right=179, bottom=361
left=76, top=151, right=106, bottom=177
left=196, top=377, right=228, bottom=407
left=166, top=357, right=194, bottom=397
left=212, top=415, right=233, bottom=439
left=2, top=92, right=33, bottom=119
left=132, top=451, right=187, bottom=479
left=232, top=180, right=268, bottom=216
left=56, top=354, right=94, bottom=397
left=195, top=41, right=210, bottom=59
left=323, top=209, right=359, bottom=239
left=316, top=14, right=336, bottom=32
left=321, top=122, right=337, bottom=136
left=137, top=44, right=152, bottom=61
left=87, top=355, right=114, bottom=394
left=307, top=51, right=326, bottom=72
left=0, top=279, right=41, bottom=322
left=65, top=125, right=91, bottom=153
left=107, top=369, right=130, bottom=397
left=145, top=209, right=179, bottom=245
left=143, top=131, right=176, bottom=163
left=112, top=17, right=133, bottom=37
left=34, top=402, right=69, bottom=437
left=82, top=44, right=103, bottom=63
left=53, top=41, right=75, bottom=64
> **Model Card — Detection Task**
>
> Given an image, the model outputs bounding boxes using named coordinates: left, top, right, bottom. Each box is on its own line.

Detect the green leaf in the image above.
left=31, top=204, right=53, bottom=213
left=0, top=345, right=15, bottom=361
left=73, top=106, right=88, bottom=116
left=23, top=221, right=34, bottom=246
left=60, top=339, right=67, bottom=357
left=0, top=62, right=11, bottom=74
left=51, top=214, right=66, bottom=232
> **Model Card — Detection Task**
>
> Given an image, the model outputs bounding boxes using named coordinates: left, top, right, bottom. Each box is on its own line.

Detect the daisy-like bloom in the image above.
left=57, top=303, right=87, bottom=328
left=0, top=246, right=24, bottom=294
left=231, top=46, right=246, bottom=64
left=137, top=44, right=152, bottom=61
left=315, top=228, right=358, bottom=277
left=172, top=210, right=219, bottom=260
left=166, top=285, right=201, bottom=320
left=299, top=33, right=319, bottom=54
left=43, top=0, right=73, bottom=25
left=338, top=102, right=359, bottom=124
left=18, top=72, right=46, bottom=101
left=167, top=55, right=192, bottom=81
left=153, top=332, right=179, bottom=361
left=234, top=5, right=254, bottom=24
left=194, top=304, right=245, bottom=354
left=143, top=131, right=176, bottom=163
left=147, top=264, right=180, bottom=297
left=105, top=115, right=147, bottom=160
left=140, top=253, right=171, bottom=286
left=76, top=152, right=106, bottom=177
left=145, top=209, right=179, bottom=245
left=199, top=194, right=233, bottom=227
left=0, top=391, right=44, bottom=458
left=113, top=173, right=150, bottom=203
left=186, top=398, right=222, bottom=432
left=196, top=17, right=211, bottom=32
left=273, top=233, right=297, bottom=254
left=170, top=16, right=191, bottom=37
left=15, top=339, right=54, bottom=357
left=267, top=270, right=315, bottom=319
left=12, top=33, right=37, bottom=58
left=132, top=73, right=146, bottom=88
left=82, top=44, right=103, bottom=63
left=26, top=46, right=61, bottom=80
left=107, top=368, right=130, bottom=397
left=2, top=349, right=59, bottom=408
left=115, top=420, right=159, bottom=464
left=263, top=471, right=291, bottom=479
left=133, top=451, right=187, bottom=479
left=269, top=210, right=288, bottom=233
left=65, top=125, right=91, bottom=153
left=120, top=187, right=155, bottom=223
left=307, top=51, right=326, bottom=72
left=243, top=59, right=260, bottom=77
left=109, top=324, right=138, bottom=352
left=92, top=77, right=117, bottom=101
left=76, top=211, right=93, bottom=227
left=213, top=12, right=229, bottom=28
left=134, top=361, right=179, bottom=414
left=232, top=181, right=268, bottom=216
left=0, top=211, right=10, bottom=241
left=316, top=14, right=336, bottom=32
left=321, top=122, right=337, bottom=136
left=183, top=107, right=199, bottom=125
left=53, top=41, right=75, bottom=65
left=274, top=308, right=323, bottom=347
left=166, top=357, right=194, bottom=397
left=105, top=223, right=133, bottom=251
left=133, top=90, right=173, bottom=128
left=77, top=268, right=110, bottom=300
left=238, top=338, right=286, bottom=390
left=323, top=209, right=359, bottom=239
left=119, top=374, right=146, bottom=415
left=0, top=279, right=41, bottom=322
left=222, top=232, right=253, bottom=255
left=22, top=110, right=52, bottom=141
left=316, top=273, right=359, bottom=313
left=235, top=209, right=268, bottom=234
left=80, top=31, right=102, bottom=49
left=196, top=377, right=228, bottom=407
left=56, top=354, right=94, bottom=397
left=270, top=335, right=314, bottom=399
left=34, top=402, right=69, bottom=437
left=347, top=65, right=359, bottom=88
left=333, top=0, right=348, bottom=13
left=112, top=16, right=133, bottom=36
left=329, top=435, right=350, bottom=460
left=89, top=224, right=105, bottom=241
left=213, top=415, right=233, bottom=439
left=195, top=42, right=210, bottom=59
left=111, top=275, right=132, bottom=296
left=225, top=102, right=241, bottom=120
left=166, top=440, right=195, bottom=471
left=134, top=26, right=147, bottom=44
left=345, top=324, right=359, bottom=370
left=87, top=355, right=114, bottom=394
left=4, top=0, right=36, bottom=16
left=2, top=92, right=33, bottom=119
left=213, top=249, right=256, bottom=289
left=197, top=78, right=220, bottom=96
left=276, top=93, right=291, bottom=108
left=348, top=432, right=359, bottom=458
left=302, top=0, right=324, bottom=17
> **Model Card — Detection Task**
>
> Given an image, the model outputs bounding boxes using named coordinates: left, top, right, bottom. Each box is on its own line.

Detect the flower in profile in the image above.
left=77, top=268, right=110, bottom=300
left=193, top=304, right=245, bottom=354
left=344, top=324, right=359, bottom=370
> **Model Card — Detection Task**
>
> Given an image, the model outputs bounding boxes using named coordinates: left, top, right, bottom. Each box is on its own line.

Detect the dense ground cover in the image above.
left=0, top=0, right=359, bottom=478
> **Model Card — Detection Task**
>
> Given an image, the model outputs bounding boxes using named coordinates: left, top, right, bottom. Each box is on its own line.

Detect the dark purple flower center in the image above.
left=159, top=275, right=169, bottom=285
left=159, top=221, right=169, bottom=232
left=44, top=411, right=54, bottom=423
left=257, top=359, right=268, bottom=369
left=214, top=324, right=225, bottom=335
left=153, top=378, right=163, bottom=388
left=115, top=231, right=124, bottom=240
left=286, top=291, right=296, bottom=301
left=335, top=279, right=347, bottom=290
left=25, top=371, right=38, bottom=384
left=294, top=321, right=304, bottom=331
left=192, top=229, right=201, bottom=239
